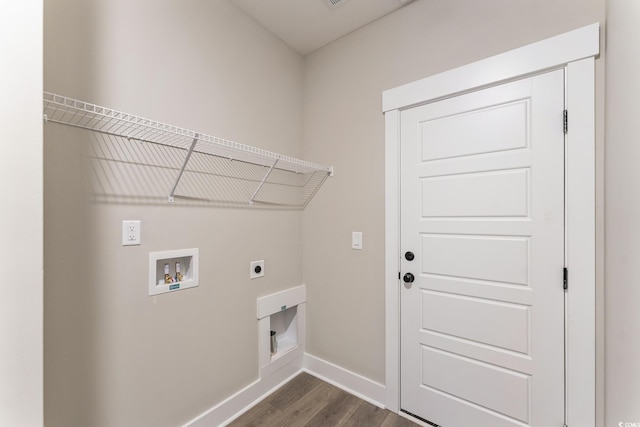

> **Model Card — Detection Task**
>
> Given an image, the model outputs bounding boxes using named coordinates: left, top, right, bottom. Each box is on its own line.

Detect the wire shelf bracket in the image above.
left=250, top=159, right=279, bottom=205
left=43, top=92, right=333, bottom=208
left=168, top=134, right=199, bottom=203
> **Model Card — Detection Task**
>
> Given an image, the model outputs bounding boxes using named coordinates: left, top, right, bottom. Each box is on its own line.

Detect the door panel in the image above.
left=420, top=168, right=530, bottom=217
left=422, top=290, right=530, bottom=354
left=400, top=70, right=565, bottom=426
left=419, top=99, right=529, bottom=161
left=422, top=234, right=530, bottom=285
left=421, top=347, right=530, bottom=422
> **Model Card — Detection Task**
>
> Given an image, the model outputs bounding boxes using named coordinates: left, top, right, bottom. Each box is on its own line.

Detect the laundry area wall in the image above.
left=42, top=0, right=626, bottom=426
left=44, top=1, right=305, bottom=426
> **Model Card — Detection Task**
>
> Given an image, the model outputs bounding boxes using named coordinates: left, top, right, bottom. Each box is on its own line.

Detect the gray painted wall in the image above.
left=44, top=1, right=304, bottom=425
left=39, top=0, right=640, bottom=425
left=605, top=0, right=640, bottom=424
left=301, top=0, right=605, bottom=423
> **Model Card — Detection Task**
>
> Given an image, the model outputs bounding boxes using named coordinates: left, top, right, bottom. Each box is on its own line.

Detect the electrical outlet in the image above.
left=122, top=220, right=141, bottom=246
left=250, top=260, right=264, bottom=279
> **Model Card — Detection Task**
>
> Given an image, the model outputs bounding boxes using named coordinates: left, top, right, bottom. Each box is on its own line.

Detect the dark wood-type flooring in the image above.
left=228, top=372, right=420, bottom=427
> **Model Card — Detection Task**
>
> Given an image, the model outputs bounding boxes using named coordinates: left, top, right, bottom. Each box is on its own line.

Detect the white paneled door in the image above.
left=400, top=70, right=565, bottom=427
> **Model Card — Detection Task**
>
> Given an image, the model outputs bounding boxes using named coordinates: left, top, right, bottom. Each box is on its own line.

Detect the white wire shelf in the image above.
left=43, top=92, right=333, bottom=208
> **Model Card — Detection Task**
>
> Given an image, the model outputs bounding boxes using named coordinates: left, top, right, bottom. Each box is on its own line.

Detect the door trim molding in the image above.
left=383, top=23, right=599, bottom=427
left=382, top=23, right=599, bottom=113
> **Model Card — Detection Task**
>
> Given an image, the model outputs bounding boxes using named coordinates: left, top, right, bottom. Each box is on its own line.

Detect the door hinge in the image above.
left=563, top=109, right=568, bottom=134
left=563, top=267, right=568, bottom=290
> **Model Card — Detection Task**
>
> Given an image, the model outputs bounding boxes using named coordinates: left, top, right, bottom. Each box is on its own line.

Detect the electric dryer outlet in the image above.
left=250, top=260, right=264, bottom=279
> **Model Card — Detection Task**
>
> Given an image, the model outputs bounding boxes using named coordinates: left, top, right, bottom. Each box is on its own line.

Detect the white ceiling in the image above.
left=232, top=0, right=414, bottom=55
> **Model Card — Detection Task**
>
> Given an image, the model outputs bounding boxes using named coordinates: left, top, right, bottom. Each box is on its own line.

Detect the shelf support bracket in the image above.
left=249, top=158, right=279, bottom=205
left=168, top=134, right=199, bottom=203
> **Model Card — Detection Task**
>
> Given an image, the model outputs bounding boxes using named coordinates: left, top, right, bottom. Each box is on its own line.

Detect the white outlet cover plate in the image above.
left=122, top=220, right=141, bottom=246
left=250, top=260, right=265, bottom=279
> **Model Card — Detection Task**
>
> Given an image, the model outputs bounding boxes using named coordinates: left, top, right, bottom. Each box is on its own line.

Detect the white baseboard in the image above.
left=303, top=353, right=386, bottom=409
left=183, top=355, right=302, bottom=427
left=183, top=352, right=387, bottom=427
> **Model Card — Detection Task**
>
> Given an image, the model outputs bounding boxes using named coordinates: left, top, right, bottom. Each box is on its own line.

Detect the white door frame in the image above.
left=383, top=23, right=599, bottom=427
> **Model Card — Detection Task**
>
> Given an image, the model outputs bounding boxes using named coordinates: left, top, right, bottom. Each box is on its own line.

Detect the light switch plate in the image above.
left=122, top=220, right=141, bottom=246
left=352, top=232, right=363, bottom=250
